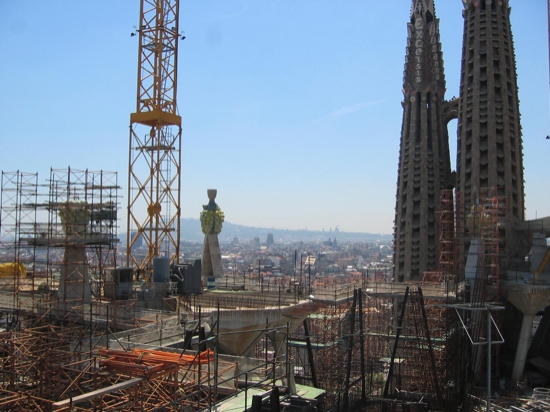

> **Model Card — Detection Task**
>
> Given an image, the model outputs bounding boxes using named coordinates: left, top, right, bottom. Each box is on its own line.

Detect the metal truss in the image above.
left=127, top=0, right=182, bottom=270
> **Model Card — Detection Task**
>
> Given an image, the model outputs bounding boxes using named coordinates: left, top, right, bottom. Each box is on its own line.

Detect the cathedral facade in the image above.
left=393, top=0, right=525, bottom=280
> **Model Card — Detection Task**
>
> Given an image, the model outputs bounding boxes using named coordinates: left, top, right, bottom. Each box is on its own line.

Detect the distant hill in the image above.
left=180, top=218, right=392, bottom=244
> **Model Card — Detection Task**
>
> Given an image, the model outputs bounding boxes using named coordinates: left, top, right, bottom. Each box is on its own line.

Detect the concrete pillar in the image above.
left=465, top=238, right=483, bottom=281
left=58, top=245, right=91, bottom=304
left=201, top=233, right=224, bottom=287
left=508, top=288, right=550, bottom=383
left=511, top=312, right=535, bottom=383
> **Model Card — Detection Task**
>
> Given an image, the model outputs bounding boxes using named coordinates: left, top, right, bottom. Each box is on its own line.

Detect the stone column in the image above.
left=200, top=189, right=225, bottom=288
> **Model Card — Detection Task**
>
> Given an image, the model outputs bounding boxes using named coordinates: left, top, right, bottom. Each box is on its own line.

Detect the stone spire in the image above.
left=456, top=0, right=524, bottom=251
left=393, top=0, right=454, bottom=281
left=405, top=0, right=443, bottom=94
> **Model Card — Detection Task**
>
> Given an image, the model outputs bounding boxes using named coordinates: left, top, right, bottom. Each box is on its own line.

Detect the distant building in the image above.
left=304, top=255, right=316, bottom=272
left=266, top=233, right=274, bottom=247
left=324, top=264, right=339, bottom=275
left=250, top=236, right=260, bottom=248
left=323, top=238, right=337, bottom=248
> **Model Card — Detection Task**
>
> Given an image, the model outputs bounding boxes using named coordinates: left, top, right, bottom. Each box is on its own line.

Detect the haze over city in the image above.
left=1, top=1, right=548, bottom=234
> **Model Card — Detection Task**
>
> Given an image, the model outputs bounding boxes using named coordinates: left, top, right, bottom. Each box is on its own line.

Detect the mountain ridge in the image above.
left=179, top=218, right=392, bottom=244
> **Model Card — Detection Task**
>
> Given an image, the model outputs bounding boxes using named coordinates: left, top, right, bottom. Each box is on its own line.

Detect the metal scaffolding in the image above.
left=0, top=324, right=239, bottom=412
left=439, top=189, right=456, bottom=277
left=422, top=189, right=457, bottom=287
left=0, top=171, right=40, bottom=319
left=0, top=308, right=314, bottom=412
left=479, top=186, right=506, bottom=293
left=288, top=285, right=460, bottom=411
left=0, top=168, right=119, bottom=327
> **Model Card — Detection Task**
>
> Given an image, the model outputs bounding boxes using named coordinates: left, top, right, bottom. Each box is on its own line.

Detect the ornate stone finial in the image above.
left=58, top=201, right=90, bottom=236
left=200, top=189, right=225, bottom=234
left=411, top=0, right=435, bottom=20
left=207, top=189, right=217, bottom=202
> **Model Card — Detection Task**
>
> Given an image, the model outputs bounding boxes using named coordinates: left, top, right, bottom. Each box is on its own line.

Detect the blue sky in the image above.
left=1, top=1, right=548, bottom=235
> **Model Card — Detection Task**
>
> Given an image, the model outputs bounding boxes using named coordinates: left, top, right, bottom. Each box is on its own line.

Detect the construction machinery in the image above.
left=126, top=0, right=183, bottom=271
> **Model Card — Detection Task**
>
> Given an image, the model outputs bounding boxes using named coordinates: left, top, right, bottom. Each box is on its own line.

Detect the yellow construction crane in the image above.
left=126, top=0, right=182, bottom=270
left=535, top=248, right=550, bottom=282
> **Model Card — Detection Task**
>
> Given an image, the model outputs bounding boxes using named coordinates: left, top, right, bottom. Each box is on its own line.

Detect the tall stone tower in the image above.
left=456, top=0, right=524, bottom=247
left=393, top=0, right=455, bottom=282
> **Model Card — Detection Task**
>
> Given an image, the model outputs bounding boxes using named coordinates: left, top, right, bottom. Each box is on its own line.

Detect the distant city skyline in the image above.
left=126, top=218, right=393, bottom=245
left=1, top=1, right=548, bottom=235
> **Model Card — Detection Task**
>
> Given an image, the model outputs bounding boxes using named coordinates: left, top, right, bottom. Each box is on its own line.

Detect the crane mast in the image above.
left=127, top=0, right=182, bottom=270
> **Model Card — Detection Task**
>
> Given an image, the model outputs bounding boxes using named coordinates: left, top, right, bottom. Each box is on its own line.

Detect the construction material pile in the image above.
left=98, top=348, right=213, bottom=378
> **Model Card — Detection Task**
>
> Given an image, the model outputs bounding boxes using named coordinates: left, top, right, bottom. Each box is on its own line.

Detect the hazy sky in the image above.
left=1, top=1, right=548, bottom=235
